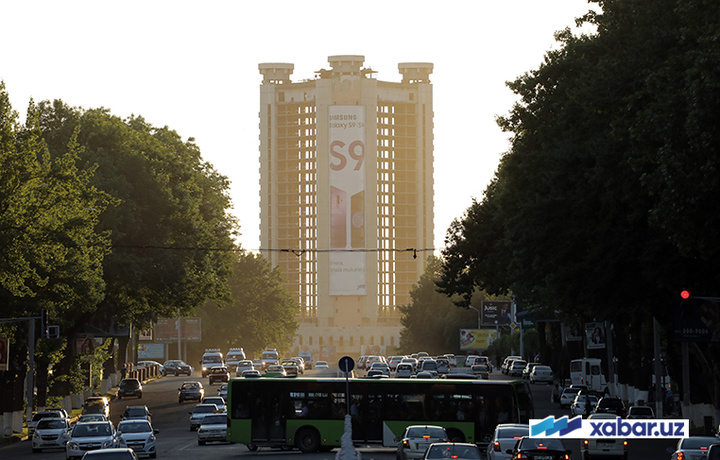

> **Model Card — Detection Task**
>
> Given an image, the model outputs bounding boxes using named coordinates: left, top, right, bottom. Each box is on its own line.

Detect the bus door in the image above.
left=250, top=388, right=286, bottom=443
left=350, top=394, right=383, bottom=443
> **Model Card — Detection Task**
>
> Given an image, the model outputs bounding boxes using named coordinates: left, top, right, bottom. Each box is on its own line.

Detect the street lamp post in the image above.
left=468, top=306, right=481, bottom=329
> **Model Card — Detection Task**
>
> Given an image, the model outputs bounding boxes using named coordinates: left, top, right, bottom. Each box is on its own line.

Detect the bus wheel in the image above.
left=246, top=444, right=258, bottom=451
left=446, top=429, right=465, bottom=443
left=296, top=428, right=320, bottom=453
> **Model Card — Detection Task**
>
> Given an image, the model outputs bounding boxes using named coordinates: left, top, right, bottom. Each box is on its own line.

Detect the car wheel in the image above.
left=150, top=454, right=156, bottom=459
left=118, top=395, right=122, bottom=400
left=198, top=440, right=205, bottom=446
left=32, top=447, right=40, bottom=453
left=138, top=393, right=143, bottom=399
left=175, top=371, right=179, bottom=376
left=247, top=444, right=258, bottom=451
left=296, top=427, right=320, bottom=453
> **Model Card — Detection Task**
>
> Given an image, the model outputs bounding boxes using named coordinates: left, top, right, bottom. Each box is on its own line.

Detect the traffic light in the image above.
left=40, top=308, right=47, bottom=338
left=47, top=326, right=60, bottom=339
left=680, top=290, right=691, bottom=300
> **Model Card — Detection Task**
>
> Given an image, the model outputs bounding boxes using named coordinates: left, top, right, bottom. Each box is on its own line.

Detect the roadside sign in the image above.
left=338, top=356, right=355, bottom=373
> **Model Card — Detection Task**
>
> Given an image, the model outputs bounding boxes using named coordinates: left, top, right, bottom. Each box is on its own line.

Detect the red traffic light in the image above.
left=680, top=290, right=691, bottom=300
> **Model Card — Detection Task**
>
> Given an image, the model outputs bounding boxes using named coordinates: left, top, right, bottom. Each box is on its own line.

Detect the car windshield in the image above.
left=681, top=437, right=719, bottom=449
left=32, top=412, right=60, bottom=421
left=72, top=423, right=112, bottom=437
left=202, top=415, right=227, bottom=425
left=425, top=444, right=481, bottom=459
left=194, top=405, right=217, bottom=414
left=406, top=427, right=446, bottom=438
left=211, top=368, right=227, bottom=373
left=37, top=419, right=66, bottom=429
left=519, top=438, right=566, bottom=451
left=124, top=408, right=147, bottom=417
left=121, top=380, right=139, bottom=388
left=118, top=422, right=151, bottom=433
left=183, top=383, right=199, bottom=389
left=497, top=427, right=529, bottom=439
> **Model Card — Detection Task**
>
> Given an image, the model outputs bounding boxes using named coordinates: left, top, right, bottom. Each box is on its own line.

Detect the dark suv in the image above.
left=163, top=360, right=193, bottom=376
left=594, top=397, right=626, bottom=416
left=118, top=378, right=143, bottom=399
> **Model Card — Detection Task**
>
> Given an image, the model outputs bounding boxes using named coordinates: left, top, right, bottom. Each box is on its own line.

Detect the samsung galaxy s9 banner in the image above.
left=329, top=105, right=366, bottom=295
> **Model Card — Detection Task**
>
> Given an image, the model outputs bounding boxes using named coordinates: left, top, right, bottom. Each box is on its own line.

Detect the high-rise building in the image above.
left=258, top=55, right=433, bottom=361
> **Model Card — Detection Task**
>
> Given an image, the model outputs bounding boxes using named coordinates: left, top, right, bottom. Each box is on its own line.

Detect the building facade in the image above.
left=258, top=55, right=433, bottom=362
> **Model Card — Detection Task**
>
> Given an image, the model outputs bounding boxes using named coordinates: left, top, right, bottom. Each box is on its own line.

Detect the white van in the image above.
left=200, top=349, right=224, bottom=377
left=570, top=358, right=607, bottom=392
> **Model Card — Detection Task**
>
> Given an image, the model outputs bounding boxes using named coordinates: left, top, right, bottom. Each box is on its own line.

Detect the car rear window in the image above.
left=498, top=427, right=529, bottom=438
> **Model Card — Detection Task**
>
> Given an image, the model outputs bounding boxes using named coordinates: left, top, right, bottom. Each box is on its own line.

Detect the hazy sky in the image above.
left=1, top=1, right=595, bottom=252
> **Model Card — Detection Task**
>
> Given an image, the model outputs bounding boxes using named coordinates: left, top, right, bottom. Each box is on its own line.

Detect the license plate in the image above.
left=535, top=456, right=552, bottom=460
left=598, top=442, right=614, bottom=448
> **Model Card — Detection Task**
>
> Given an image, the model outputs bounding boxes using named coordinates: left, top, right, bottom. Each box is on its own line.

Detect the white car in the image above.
left=32, top=417, right=70, bottom=453
left=486, top=423, right=529, bottom=460
left=570, top=394, right=599, bottom=416
left=28, top=410, right=67, bottom=437
left=559, top=387, right=581, bottom=408
left=116, top=420, right=158, bottom=458
left=188, top=404, right=220, bottom=431
left=396, top=425, right=448, bottom=460
left=529, top=365, right=554, bottom=384
left=197, top=413, right=228, bottom=445
left=201, top=396, right=226, bottom=412
left=369, top=362, right=390, bottom=376
left=66, top=421, right=117, bottom=460
left=581, top=413, right=627, bottom=460
left=395, top=363, right=415, bottom=378
left=314, top=360, right=329, bottom=370
left=235, top=360, right=254, bottom=377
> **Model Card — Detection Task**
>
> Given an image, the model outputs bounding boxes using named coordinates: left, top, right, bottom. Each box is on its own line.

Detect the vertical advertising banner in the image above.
left=482, top=301, right=513, bottom=326
left=586, top=322, right=606, bottom=349
left=329, top=105, right=366, bottom=295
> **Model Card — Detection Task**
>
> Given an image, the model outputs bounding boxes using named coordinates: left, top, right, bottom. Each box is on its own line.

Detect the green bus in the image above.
left=226, top=377, right=534, bottom=453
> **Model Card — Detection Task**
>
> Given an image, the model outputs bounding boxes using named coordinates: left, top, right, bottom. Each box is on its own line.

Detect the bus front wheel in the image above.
left=296, top=428, right=320, bottom=453
left=246, top=444, right=258, bottom=451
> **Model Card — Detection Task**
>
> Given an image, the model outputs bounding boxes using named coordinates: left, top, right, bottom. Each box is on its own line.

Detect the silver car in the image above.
left=65, top=421, right=117, bottom=460
left=197, top=413, right=228, bottom=445
left=188, top=403, right=219, bottom=431
left=396, top=425, right=448, bottom=460
left=486, top=423, right=528, bottom=460
left=116, top=419, right=158, bottom=458
left=581, top=413, right=627, bottom=459
left=32, top=417, right=70, bottom=453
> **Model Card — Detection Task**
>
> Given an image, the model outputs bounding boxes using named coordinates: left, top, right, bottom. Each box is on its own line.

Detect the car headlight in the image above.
left=149, top=434, right=155, bottom=442
left=68, top=442, right=79, bottom=449
left=102, top=439, right=114, bottom=448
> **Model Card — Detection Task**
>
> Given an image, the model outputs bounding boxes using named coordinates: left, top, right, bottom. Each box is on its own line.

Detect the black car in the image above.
left=179, top=381, right=205, bottom=403
left=118, top=378, right=143, bottom=399
left=594, top=397, right=626, bottom=416
left=507, top=437, right=572, bottom=460
left=163, top=360, right=193, bottom=376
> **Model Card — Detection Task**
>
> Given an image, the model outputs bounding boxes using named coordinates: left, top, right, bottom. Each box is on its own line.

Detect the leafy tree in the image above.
left=36, top=102, right=237, bottom=370
left=438, top=0, right=720, bottom=401
left=194, top=252, right=298, bottom=360
left=398, top=256, right=503, bottom=355
left=0, top=84, right=110, bottom=406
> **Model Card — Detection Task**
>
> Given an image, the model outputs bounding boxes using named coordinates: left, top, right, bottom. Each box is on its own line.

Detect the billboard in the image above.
left=482, top=300, right=512, bottom=326
left=459, top=328, right=498, bottom=351
left=329, top=105, right=366, bottom=295
left=155, top=317, right=202, bottom=342
left=585, top=322, right=605, bottom=349
left=138, top=343, right=165, bottom=359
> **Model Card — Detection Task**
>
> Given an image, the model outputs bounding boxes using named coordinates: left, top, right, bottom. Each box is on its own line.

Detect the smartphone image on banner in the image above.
left=330, top=186, right=347, bottom=249
left=351, top=190, right=365, bottom=249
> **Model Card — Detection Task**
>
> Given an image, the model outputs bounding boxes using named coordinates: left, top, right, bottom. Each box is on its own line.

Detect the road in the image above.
left=2, top=367, right=678, bottom=460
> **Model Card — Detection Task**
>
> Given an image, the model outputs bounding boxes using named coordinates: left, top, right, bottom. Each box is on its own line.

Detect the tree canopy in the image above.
left=438, top=0, right=720, bottom=398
